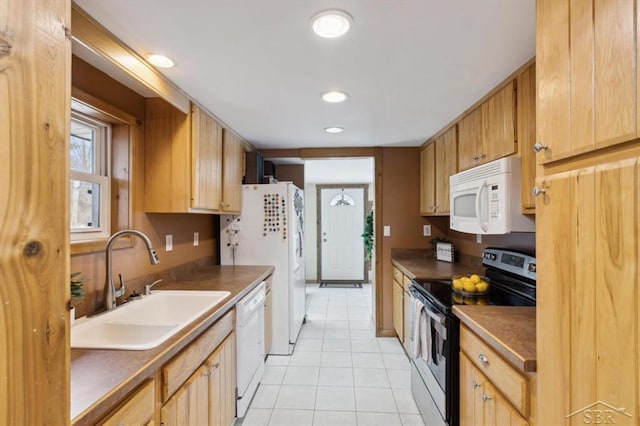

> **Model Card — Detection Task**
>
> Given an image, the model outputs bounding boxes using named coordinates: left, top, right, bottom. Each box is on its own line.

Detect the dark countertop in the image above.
left=391, top=249, right=478, bottom=280
left=453, top=305, right=536, bottom=372
left=71, top=265, right=273, bottom=425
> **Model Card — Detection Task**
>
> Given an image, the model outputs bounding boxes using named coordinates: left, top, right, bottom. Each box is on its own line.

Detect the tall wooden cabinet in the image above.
left=420, top=126, right=457, bottom=215
left=536, top=159, right=639, bottom=424
left=1, top=0, right=70, bottom=423
left=536, top=1, right=640, bottom=424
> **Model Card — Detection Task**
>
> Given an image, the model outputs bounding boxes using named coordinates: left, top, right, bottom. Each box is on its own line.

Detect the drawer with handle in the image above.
left=459, top=324, right=528, bottom=417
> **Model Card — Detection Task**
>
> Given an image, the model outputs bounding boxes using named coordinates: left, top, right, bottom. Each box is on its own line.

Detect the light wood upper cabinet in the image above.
left=458, top=107, right=484, bottom=171
left=458, top=83, right=516, bottom=171
left=191, top=104, right=223, bottom=211
left=420, top=143, right=436, bottom=215
left=536, top=0, right=637, bottom=163
left=482, top=82, right=516, bottom=163
left=222, top=129, right=244, bottom=213
left=434, top=126, right=458, bottom=215
left=145, top=99, right=222, bottom=213
left=420, top=126, right=457, bottom=216
left=516, top=64, right=537, bottom=214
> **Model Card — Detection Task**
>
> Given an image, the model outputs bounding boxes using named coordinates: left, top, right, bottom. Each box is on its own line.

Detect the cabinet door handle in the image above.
left=481, top=393, right=492, bottom=402
left=533, top=141, right=548, bottom=153
left=478, top=353, right=489, bottom=365
left=472, top=155, right=480, bottom=162
left=479, top=152, right=486, bottom=160
left=213, top=362, right=220, bottom=368
left=532, top=186, right=546, bottom=197
left=472, top=381, right=481, bottom=389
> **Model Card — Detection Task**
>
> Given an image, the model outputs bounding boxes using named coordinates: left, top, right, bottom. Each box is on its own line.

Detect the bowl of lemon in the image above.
left=452, top=274, right=490, bottom=296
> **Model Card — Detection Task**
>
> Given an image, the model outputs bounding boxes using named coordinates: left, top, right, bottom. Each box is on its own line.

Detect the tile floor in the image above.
left=239, top=284, right=425, bottom=426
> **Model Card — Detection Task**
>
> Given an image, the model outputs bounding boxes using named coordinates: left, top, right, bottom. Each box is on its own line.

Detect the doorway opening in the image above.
left=316, top=184, right=369, bottom=284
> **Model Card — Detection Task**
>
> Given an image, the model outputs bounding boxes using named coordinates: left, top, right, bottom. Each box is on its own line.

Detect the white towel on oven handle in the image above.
left=412, top=298, right=432, bottom=362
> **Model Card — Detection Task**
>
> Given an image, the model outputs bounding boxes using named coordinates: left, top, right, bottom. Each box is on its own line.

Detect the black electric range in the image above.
left=411, top=247, right=536, bottom=314
left=408, top=247, right=536, bottom=426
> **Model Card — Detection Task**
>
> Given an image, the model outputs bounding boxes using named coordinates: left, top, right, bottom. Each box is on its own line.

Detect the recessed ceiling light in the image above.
left=325, top=126, right=344, bottom=134
left=311, top=10, right=353, bottom=38
left=146, top=54, right=175, bottom=68
left=322, top=91, right=349, bottom=103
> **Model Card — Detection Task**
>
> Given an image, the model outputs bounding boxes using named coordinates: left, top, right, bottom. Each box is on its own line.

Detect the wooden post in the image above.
left=0, top=0, right=70, bottom=423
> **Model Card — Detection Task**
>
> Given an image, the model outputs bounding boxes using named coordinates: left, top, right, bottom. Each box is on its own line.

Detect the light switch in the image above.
left=166, top=234, right=173, bottom=252
left=423, top=225, right=431, bottom=236
left=383, top=226, right=391, bottom=237
left=193, top=232, right=199, bottom=247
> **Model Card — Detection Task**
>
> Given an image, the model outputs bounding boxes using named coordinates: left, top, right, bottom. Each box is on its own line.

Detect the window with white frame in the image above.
left=70, top=111, right=111, bottom=241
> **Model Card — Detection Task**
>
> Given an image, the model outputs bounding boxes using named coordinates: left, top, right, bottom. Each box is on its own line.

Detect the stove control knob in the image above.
left=527, top=263, right=536, bottom=273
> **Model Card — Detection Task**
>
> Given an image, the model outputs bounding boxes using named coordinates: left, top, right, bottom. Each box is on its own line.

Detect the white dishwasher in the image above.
left=236, top=281, right=265, bottom=418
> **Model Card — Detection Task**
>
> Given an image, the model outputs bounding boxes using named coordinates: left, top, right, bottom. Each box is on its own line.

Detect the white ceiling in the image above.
left=304, top=158, right=374, bottom=184
left=75, top=0, right=535, bottom=150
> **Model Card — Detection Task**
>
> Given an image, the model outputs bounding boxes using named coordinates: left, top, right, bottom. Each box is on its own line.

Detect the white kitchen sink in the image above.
left=71, top=290, right=231, bottom=350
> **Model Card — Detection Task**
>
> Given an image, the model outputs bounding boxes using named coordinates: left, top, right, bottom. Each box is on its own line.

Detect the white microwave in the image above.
left=449, top=156, right=535, bottom=235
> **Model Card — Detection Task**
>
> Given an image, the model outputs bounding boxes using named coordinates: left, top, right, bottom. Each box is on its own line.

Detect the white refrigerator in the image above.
left=221, top=183, right=306, bottom=355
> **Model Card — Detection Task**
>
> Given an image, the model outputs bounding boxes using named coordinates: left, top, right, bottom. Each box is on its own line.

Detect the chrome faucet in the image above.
left=104, top=229, right=160, bottom=310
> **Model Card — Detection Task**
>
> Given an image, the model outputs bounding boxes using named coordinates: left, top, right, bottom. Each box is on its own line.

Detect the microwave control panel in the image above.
left=489, top=184, right=500, bottom=218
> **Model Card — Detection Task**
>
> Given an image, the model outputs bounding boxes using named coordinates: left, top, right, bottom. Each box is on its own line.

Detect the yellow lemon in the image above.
left=476, top=298, right=488, bottom=305
left=475, top=281, right=489, bottom=293
left=463, top=281, right=477, bottom=293
left=452, top=279, right=463, bottom=290
left=463, top=297, right=477, bottom=305
left=470, top=274, right=481, bottom=284
left=453, top=294, right=464, bottom=304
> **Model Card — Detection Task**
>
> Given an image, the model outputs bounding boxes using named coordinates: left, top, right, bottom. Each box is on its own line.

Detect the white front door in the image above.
left=320, top=187, right=365, bottom=281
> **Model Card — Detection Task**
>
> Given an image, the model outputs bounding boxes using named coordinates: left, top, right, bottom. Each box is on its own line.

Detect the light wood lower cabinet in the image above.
left=392, top=266, right=405, bottom=342
left=99, top=379, right=155, bottom=426
left=460, top=353, right=528, bottom=426
left=161, top=364, right=210, bottom=425
left=392, top=280, right=404, bottom=342
left=161, top=332, right=236, bottom=426
left=459, top=325, right=533, bottom=425
left=403, top=285, right=411, bottom=353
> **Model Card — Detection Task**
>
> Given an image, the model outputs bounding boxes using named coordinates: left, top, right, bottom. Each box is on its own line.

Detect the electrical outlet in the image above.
left=423, top=225, right=432, bottom=236
left=166, top=234, right=173, bottom=252
left=193, top=232, right=199, bottom=247
left=476, top=234, right=482, bottom=244
left=383, top=226, right=391, bottom=237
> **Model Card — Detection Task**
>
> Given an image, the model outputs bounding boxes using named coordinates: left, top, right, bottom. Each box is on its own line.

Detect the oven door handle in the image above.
left=424, top=308, right=446, bottom=325
left=475, top=180, right=488, bottom=232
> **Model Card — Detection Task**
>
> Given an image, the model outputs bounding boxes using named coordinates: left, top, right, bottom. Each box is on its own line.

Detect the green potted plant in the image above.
left=361, top=211, right=374, bottom=261
left=70, top=272, right=88, bottom=324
